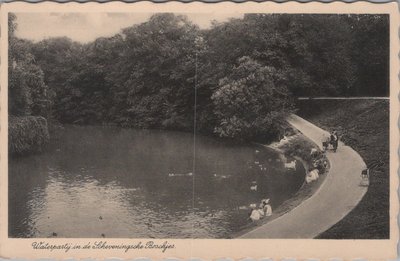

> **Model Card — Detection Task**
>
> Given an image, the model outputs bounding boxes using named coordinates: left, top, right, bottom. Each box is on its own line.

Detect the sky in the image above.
left=14, top=12, right=244, bottom=43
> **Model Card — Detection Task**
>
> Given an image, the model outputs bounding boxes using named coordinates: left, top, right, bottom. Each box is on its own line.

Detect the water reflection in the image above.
left=9, top=126, right=304, bottom=238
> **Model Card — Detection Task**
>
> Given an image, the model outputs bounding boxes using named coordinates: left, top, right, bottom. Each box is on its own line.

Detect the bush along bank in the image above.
left=270, top=127, right=329, bottom=179
left=9, top=116, right=50, bottom=155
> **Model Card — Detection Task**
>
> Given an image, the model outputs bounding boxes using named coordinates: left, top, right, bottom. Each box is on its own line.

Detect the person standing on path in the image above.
left=330, top=131, right=339, bottom=152
left=333, top=131, right=339, bottom=152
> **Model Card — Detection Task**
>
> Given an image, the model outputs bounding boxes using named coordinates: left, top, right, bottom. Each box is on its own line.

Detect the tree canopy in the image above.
left=8, top=13, right=50, bottom=117
left=9, top=13, right=389, bottom=141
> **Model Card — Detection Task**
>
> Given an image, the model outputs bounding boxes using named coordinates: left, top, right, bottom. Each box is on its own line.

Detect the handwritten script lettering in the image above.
left=32, top=242, right=72, bottom=253
left=32, top=240, right=175, bottom=253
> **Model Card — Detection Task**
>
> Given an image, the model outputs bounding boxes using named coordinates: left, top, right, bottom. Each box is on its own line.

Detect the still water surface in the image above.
left=9, top=126, right=304, bottom=238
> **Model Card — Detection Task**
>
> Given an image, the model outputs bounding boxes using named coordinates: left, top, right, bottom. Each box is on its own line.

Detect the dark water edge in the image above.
left=9, top=125, right=305, bottom=238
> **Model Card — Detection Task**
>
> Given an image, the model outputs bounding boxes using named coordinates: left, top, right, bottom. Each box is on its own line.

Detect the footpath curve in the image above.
left=240, top=114, right=368, bottom=238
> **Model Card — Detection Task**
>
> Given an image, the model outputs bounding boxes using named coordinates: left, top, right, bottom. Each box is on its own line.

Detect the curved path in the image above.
left=240, top=114, right=368, bottom=238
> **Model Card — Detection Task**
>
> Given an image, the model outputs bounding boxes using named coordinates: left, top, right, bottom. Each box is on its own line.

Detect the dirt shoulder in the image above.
left=297, top=99, right=389, bottom=239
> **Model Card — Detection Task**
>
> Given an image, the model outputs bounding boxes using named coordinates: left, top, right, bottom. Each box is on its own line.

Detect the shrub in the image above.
left=8, top=116, right=50, bottom=155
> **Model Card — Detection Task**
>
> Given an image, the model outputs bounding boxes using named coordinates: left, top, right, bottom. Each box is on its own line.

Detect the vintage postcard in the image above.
left=0, top=1, right=398, bottom=260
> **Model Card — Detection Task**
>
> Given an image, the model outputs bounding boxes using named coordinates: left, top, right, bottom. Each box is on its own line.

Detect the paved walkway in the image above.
left=240, top=114, right=368, bottom=238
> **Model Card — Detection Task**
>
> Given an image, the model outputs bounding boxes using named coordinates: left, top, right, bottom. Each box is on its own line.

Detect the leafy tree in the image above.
left=241, top=14, right=355, bottom=96
left=109, top=13, right=199, bottom=129
left=345, top=14, right=389, bottom=96
left=8, top=13, right=49, bottom=117
left=8, top=14, right=51, bottom=155
left=31, top=37, right=83, bottom=120
left=212, top=57, right=293, bottom=141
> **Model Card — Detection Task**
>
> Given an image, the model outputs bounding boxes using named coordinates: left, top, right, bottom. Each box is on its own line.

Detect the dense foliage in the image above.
left=9, top=13, right=389, bottom=141
left=212, top=56, right=292, bottom=140
left=9, top=116, right=50, bottom=154
left=8, top=13, right=51, bottom=154
left=9, top=13, right=51, bottom=117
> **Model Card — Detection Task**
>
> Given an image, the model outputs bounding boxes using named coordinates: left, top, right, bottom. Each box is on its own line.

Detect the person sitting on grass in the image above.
left=249, top=206, right=263, bottom=222
left=306, top=168, right=319, bottom=183
left=260, top=198, right=272, bottom=217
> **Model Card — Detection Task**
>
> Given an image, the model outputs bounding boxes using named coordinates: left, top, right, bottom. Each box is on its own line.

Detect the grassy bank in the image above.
left=297, top=99, right=389, bottom=239
left=9, top=116, right=50, bottom=155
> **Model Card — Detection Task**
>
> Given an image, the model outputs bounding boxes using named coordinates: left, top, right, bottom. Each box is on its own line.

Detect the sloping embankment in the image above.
left=298, top=99, right=389, bottom=239
left=240, top=114, right=367, bottom=238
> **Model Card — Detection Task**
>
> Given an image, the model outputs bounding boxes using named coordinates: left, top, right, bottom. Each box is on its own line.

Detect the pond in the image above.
left=9, top=125, right=305, bottom=238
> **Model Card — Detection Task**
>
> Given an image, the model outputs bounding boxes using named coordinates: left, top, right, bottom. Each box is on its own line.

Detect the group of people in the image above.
left=312, top=154, right=328, bottom=174
left=322, top=130, right=339, bottom=152
left=249, top=198, right=273, bottom=222
left=306, top=129, right=338, bottom=184
left=307, top=147, right=329, bottom=183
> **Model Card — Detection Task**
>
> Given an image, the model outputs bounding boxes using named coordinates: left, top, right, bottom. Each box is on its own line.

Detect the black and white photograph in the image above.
left=1, top=1, right=398, bottom=259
